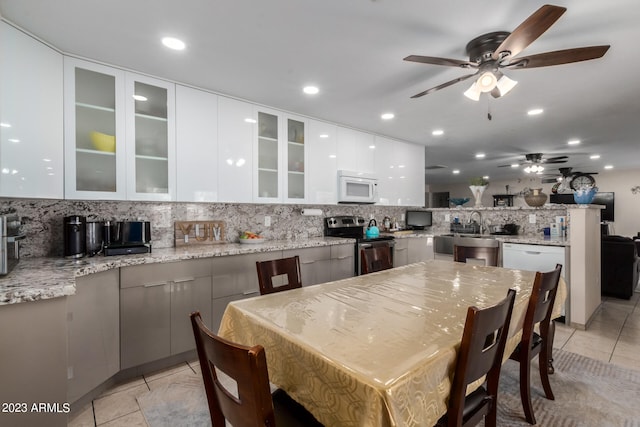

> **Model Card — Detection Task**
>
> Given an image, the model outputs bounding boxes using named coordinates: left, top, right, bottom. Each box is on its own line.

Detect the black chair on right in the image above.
left=437, top=288, right=516, bottom=427
left=453, top=244, right=499, bottom=267
left=508, top=264, right=562, bottom=425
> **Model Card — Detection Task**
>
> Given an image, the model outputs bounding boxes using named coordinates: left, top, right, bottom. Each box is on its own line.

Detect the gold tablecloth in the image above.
left=218, top=260, right=566, bottom=427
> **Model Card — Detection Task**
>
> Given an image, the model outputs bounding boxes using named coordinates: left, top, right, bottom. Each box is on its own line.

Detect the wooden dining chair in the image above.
left=256, top=255, right=302, bottom=295
left=360, top=245, right=393, bottom=274
left=190, top=311, right=323, bottom=427
left=453, top=245, right=499, bottom=267
left=508, top=264, right=562, bottom=425
left=437, top=288, right=516, bottom=427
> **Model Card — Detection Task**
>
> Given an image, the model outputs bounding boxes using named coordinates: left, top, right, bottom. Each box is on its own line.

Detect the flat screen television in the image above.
left=549, top=192, right=615, bottom=222
left=405, top=210, right=432, bottom=229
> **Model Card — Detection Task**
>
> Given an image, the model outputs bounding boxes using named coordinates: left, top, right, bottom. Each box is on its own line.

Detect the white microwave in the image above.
left=337, top=170, right=378, bottom=204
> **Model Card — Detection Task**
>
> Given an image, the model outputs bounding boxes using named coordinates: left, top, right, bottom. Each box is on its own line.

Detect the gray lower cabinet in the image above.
left=67, top=269, right=120, bottom=402
left=283, top=246, right=331, bottom=286
left=394, top=239, right=409, bottom=267
left=212, top=252, right=276, bottom=333
left=408, top=236, right=434, bottom=263
left=330, top=243, right=355, bottom=280
left=120, top=259, right=212, bottom=369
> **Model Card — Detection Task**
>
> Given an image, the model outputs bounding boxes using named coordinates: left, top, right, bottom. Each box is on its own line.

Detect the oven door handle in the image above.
left=359, top=243, right=373, bottom=249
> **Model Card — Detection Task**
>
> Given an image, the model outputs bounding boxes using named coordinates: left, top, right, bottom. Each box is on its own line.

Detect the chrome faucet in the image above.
left=468, top=210, right=483, bottom=234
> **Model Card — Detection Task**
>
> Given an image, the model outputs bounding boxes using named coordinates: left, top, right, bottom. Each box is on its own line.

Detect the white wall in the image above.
left=428, top=168, right=640, bottom=237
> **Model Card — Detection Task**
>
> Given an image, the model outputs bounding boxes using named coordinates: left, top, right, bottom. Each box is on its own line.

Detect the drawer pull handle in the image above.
left=242, top=290, right=259, bottom=296
left=335, top=255, right=351, bottom=260
left=173, top=277, right=195, bottom=284
left=524, top=251, right=542, bottom=255
left=143, top=282, right=167, bottom=288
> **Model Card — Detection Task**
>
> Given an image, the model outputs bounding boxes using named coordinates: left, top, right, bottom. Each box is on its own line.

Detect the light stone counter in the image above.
left=385, top=229, right=569, bottom=246
left=0, top=237, right=354, bottom=305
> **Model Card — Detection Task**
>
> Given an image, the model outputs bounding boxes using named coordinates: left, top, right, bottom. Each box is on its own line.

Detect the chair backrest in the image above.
left=522, top=264, right=562, bottom=343
left=453, top=245, right=499, bottom=267
left=256, top=255, right=302, bottom=295
left=447, top=289, right=516, bottom=426
left=190, top=311, right=276, bottom=427
left=360, top=245, right=393, bottom=274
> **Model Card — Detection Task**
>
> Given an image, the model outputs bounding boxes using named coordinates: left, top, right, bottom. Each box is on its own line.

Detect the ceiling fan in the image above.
left=498, top=153, right=568, bottom=171
left=404, top=4, right=610, bottom=100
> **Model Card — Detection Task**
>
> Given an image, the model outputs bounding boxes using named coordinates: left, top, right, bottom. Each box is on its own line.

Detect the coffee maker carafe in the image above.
left=64, top=215, right=86, bottom=258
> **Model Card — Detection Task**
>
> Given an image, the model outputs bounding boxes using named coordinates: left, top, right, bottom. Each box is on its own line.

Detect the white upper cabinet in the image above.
left=374, top=136, right=425, bottom=206
left=336, top=126, right=375, bottom=174
left=64, top=58, right=126, bottom=199
left=125, top=73, right=176, bottom=201
left=175, top=85, right=218, bottom=202
left=253, top=107, right=307, bottom=203
left=217, top=97, right=254, bottom=203
left=307, top=119, right=338, bottom=204
left=1, top=22, right=64, bottom=199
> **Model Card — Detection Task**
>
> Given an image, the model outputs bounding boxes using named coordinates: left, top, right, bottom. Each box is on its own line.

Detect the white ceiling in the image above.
left=2, top=0, right=639, bottom=185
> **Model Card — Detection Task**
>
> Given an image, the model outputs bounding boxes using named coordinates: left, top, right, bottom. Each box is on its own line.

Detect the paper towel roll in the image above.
left=301, top=209, right=323, bottom=216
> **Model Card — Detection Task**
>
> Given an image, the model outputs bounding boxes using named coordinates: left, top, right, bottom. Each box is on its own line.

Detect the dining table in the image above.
left=218, top=260, right=566, bottom=427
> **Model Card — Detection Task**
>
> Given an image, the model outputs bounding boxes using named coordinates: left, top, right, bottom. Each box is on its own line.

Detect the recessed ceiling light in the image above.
left=510, top=164, right=520, bottom=168
left=0, top=122, right=11, bottom=128
left=244, top=118, right=256, bottom=123
left=328, top=154, right=336, bottom=158
left=369, top=145, right=376, bottom=149
left=132, top=94, right=147, bottom=101
left=432, top=129, right=444, bottom=136
left=303, top=86, right=319, bottom=95
left=161, top=37, right=186, bottom=50
left=527, top=108, right=544, bottom=116
left=381, top=113, right=395, bottom=120
left=475, top=153, right=486, bottom=159
left=8, top=138, right=20, bottom=143
left=319, top=134, right=329, bottom=138
left=452, top=169, right=460, bottom=174
left=604, top=165, right=614, bottom=170
left=567, top=139, right=581, bottom=145
left=590, top=154, right=601, bottom=159
left=483, top=175, right=490, bottom=180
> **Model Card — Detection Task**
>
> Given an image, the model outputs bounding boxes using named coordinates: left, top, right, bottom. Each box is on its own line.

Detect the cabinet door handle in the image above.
left=335, top=255, right=351, bottom=260
left=143, top=282, right=168, bottom=288
left=301, top=260, right=317, bottom=265
left=243, top=290, right=259, bottom=296
left=396, top=247, right=408, bottom=252
left=173, top=277, right=195, bottom=284
left=524, top=251, right=542, bottom=255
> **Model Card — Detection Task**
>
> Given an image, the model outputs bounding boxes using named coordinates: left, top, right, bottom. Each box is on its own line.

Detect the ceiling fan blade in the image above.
left=545, top=159, right=569, bottom=164
left=504, top=45, right=610, bottom=69
left=545, top=155, right=569, bottom=162
left=403, top=55, right=478, bottom=68
left=542, top=178, right=559, bottom=183
left=492, top=4, right=567, bottom=61
left=410, top=72, right=478, bottom=98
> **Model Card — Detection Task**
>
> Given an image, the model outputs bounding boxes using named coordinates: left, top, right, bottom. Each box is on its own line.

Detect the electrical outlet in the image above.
left=264, top=216, right=271, bottom=227
left=445, top=214, right=450, bottom=222
left=529, top=214, right=536, bottom=224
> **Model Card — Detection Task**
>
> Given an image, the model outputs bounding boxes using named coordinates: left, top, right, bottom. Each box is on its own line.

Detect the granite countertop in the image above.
left=0, top=237, right=354, bottom=306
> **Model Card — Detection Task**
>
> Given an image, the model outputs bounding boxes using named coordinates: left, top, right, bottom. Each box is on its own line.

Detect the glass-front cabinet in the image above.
left=254, top=108, right=306, bottom=202
left=125, top=74, right=175, bottom=201
left=64, top=58, right=126, bottom=199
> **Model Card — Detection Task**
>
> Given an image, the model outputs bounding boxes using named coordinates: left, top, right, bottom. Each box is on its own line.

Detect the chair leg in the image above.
left=519, top=354, right=536, bottom=425
left=547, top=321, right=556, bottom=374
left=538, top=342, right=555, bottom=401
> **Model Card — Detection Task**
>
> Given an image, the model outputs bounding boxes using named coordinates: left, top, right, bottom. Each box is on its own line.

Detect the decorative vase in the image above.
left=469, top=185, right=487, bottom=207
left=573, top=187, right=598, bottom=204
left=524, top=188, right=547, bottom=207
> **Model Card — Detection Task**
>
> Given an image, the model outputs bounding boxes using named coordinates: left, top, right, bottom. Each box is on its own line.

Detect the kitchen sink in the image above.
left=434, top=234, right=498, bottom=255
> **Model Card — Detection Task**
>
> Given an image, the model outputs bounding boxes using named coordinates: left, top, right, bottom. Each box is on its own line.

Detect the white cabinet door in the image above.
left=336, top=126, right=375, bottom=174
left=374, top=135, right=425, bottom=206
left=0, top=22, right=64, bottom=199
left=125, top=73, right=176, bottom=201
left=254, top=107, right=282, bottom=202
left=502, top=243, right=566, bottom=277
left=64, top=57, right=126, bottom=199
left=283, top=114, right=307, bottom=203
left=307, top=120, right=338, bottom=204
left=217, top=97, right=254, bottom=202
left=176, top=85, right=218, bottom=202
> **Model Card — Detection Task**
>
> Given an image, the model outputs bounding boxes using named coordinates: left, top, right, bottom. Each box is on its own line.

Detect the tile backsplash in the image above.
left=0, top=198, right=415, bottom=258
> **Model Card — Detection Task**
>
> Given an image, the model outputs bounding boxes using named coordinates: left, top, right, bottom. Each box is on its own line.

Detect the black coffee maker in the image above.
left=64, top=215, right=86, bottom=258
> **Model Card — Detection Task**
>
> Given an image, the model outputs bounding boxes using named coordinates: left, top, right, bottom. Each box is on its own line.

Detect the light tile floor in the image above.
left=68, top=291, right=640, bottom=426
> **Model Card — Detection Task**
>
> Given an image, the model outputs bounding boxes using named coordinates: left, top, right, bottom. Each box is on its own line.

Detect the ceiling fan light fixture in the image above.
left=524, top=165, right=544, bottom=174
left=463, top=82, right=481, bottom=101
left=477, top=71, right=498, bottom=93
left=495, top=75, right=518, bottom=96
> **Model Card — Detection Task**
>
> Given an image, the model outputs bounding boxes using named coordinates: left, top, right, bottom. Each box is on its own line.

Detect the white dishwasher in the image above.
left=502, top=243, right=566, bottom=275
left=502, top=242, right=568, bottom=318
